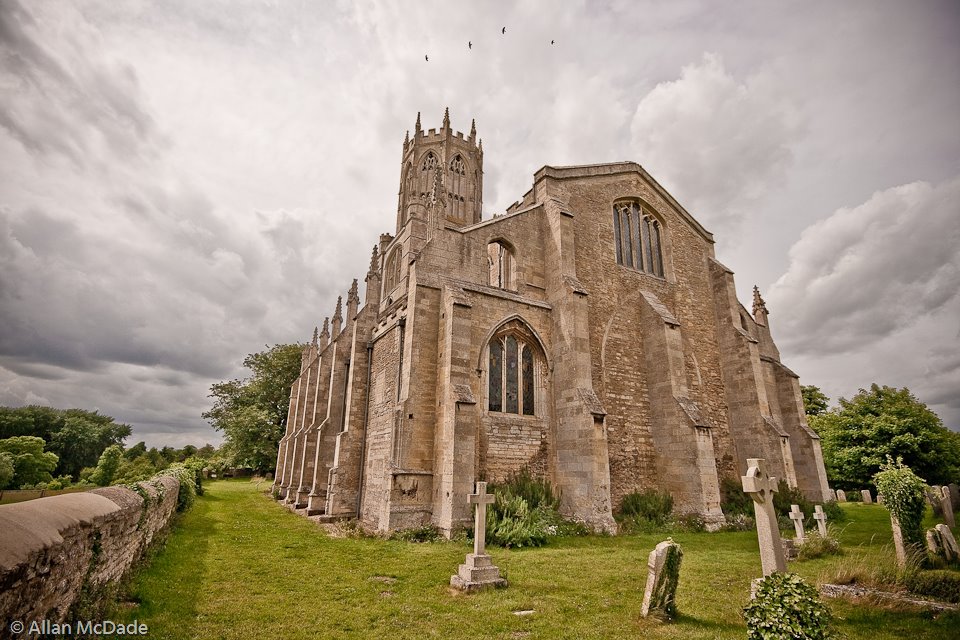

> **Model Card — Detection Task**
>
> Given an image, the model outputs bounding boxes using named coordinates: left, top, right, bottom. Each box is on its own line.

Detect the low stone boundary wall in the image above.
left=0, top=476, right=180, bottom=626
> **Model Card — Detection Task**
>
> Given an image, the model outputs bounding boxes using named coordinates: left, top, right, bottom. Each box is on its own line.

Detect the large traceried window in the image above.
left=488, top=333, right=536, bottom=416
left=613, top=201, right=664, bottom=277
left=448, top=155, right=467, bottom=219
left=487, top=241, right=515, bottom=290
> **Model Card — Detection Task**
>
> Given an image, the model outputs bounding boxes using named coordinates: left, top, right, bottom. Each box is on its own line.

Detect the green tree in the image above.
left=0, top=406, right=130, bottom=479
left=203, top=343, right=302, bottom=472
left=801, top=385, right=830, bottom=417
left=89, top=444, right=124, bottom=486
left=0, top=452, right=14, bottom=489
left=813, top=384, right=960, bottom=489
left=0, top=436, right=59, bottom=487
left=124, top=441, right=148, bottom=460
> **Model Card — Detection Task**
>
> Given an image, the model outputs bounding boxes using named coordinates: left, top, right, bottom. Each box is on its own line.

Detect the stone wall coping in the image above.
left=0, top=492, right=122, bottom=573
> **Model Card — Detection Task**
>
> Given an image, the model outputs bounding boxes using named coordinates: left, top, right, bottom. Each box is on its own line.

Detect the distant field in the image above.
left=115, top=480, right=958, bottom=639
left=0, top=487, right=90, bottom=505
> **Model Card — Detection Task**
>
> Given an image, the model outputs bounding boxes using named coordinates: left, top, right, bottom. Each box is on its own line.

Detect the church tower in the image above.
left=396, top=109, right=483, bottom=232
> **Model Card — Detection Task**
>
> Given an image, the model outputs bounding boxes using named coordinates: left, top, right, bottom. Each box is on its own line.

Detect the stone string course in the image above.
left=0, top=476, right=180, bottom=625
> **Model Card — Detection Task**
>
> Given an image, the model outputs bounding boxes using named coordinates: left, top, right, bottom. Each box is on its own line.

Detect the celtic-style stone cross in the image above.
left=469, top=481, right=496, bottom=556
left=813, top=505, right=828, bottom=536
left=741, top=458, right=787, bottom=575
left=789, top=504, right=806, bottom=541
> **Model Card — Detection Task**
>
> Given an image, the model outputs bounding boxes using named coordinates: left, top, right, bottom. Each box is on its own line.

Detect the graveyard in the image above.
left=108, top=478, right=959, bottom=640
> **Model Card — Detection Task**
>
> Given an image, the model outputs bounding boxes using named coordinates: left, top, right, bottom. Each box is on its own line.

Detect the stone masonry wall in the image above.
left=0, top=476, right=179, bottom=626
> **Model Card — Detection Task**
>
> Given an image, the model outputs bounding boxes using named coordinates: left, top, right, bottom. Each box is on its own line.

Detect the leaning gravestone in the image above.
left=741, top=458, right=787, bottom=576
left=940, top=487, right=956, bottom=528
left=836, top=490, right=847, bottom=503
left=861, top=489, right=873, bottom=504
left=926, top=528, right=957, bottom=563
left=935, top=524, right=959, bottom=562
left=789, top=504, right=806, bottom=542
left=640, top=539, right=683, bottom=620
left=813, top=505, right=828, bottom=537
left=450, top=481, right=507, bottom=592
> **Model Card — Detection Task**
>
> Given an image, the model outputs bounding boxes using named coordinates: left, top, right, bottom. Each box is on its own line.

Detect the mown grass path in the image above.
left=118, top=481, right=958, bottom=639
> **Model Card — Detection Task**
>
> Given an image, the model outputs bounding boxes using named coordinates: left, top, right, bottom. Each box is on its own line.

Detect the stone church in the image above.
left=272, top=110, right=830, bottom=534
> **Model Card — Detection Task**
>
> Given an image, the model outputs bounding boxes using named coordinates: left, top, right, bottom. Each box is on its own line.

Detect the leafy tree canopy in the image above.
left=0, top=406, right=131, bottom=479
left=90, top=444, right=124, bottom=487
left=810, top=384, right=960, bottom=489
left=801, top=385, right=830, bottom=417
left=0, top=435, right=59, bottom=487
left=203, top=343, right=302, bottom=472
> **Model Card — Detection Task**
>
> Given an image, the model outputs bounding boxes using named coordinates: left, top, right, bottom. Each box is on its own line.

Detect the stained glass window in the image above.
left=505, top=335, right=519, bottom=414
left=488, top=339, right=502, bottom=412
left=521, top=346, right=534, bottom=415
left=613, top=208, right=622, bottom=265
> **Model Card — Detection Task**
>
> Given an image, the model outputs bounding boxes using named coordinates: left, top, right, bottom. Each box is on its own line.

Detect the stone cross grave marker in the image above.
left=789, top=504, right=806, bottom=541
left=861, top=489, right=872, bottom=504
left=450, top=481, right=507, bottom=592
left=836, top=490, right=846, bottom=502
left=741, top=458, right=787, bottom=575
left=940, top=486, right=956, bottom=528
left=813, top=505, right=828, bottom=537
left=641, top=539, right=683, bottom=621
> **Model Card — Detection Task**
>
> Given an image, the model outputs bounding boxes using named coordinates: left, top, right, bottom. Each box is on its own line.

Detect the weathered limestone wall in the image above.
left=0, top=477, right=179, bottom=626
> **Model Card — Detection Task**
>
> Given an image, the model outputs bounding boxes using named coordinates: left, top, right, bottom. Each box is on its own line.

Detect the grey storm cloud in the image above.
left=768, top=177, right=960, bottom=355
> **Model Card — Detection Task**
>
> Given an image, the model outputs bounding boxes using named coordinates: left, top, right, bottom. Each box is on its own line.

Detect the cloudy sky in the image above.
left=1, top=0, right=958, bottom=447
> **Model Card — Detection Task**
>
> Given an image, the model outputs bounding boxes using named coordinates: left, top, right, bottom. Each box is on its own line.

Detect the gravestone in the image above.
left=861, top=489, right=872, bottom=504
left=926, top=527, right=958, bottom=563
left=889, top=513, right=909, bottom=568
left=789, top=504, right=806, bottom=541
left=949, top=484, right=960, bottom=512
left=940, top=486, right=956, bottom=528
left=877, top=493, right=884, bottom=505
left=836, top=490, right=846, bottom=503
left=640, top=539, right=683, bottom=620
left=935, top=523, right=959, bottom=561
left=450, top=482, right=507, bottom=592
left=813, top=505, right=828, bottom=537
left=741, top=458, right=787, bottom=575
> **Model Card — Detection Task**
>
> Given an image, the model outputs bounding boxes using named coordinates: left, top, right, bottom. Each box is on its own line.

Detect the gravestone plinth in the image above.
left=813, top=505, right=828, bottom=537
left=741, top=458, right=787, bottom=576
left=641, top=539, right=683, bottom=620
left=450, top=482, right=507, bottom=592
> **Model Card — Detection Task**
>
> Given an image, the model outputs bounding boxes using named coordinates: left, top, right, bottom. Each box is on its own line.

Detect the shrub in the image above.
left=904, top=570, right=960, bottom=604
left=819, top=499, right=846, bottom=524
left=485, top=469, right=562, bottom=548
left=796, top=531, right=842, bottom=561
left=743, top=572, right=834, bottom=640
left=720, top=475, right=753, bottom=518
left=158, top=463, right=199, bottom=511
left=616, top=489, right=673, bottom=532
left=873, top=457, right=927, bottom=552
left=391, top=524, right=443, bottom=543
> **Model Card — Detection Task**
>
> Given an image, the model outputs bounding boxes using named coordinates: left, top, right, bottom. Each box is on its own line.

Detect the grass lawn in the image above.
left=116, top=480, right=958, bottom=639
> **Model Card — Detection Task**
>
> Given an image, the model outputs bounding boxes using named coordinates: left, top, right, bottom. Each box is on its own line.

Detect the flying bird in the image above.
left=502, top=26, right=506, bottom=34
left=425, top=54, right=429, bottom=61
left=551, top=40, right=555, bottom=45
left=468, top=41, right=472, bottom=49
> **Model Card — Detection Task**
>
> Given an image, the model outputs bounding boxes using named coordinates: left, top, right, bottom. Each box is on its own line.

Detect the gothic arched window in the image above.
left=419, top=152, right=438, bottom=198
left=488, top=333, right=536, bottom=416
left=384, top=247, right=402, bottom=294
left=487, top=241, right=515, bottom=290
left=448, top=155, right=466, bottom=218
left=613, top=201, right=664, bottom=277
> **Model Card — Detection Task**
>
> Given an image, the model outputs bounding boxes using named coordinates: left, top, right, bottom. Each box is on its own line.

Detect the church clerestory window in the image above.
left=488, top=333, right=536, bottom=416
left=487, top=241, right=516, bottom=290
left=613, top=201, right=664, bottom=277
left=384, top=247, right=402, bottom=294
